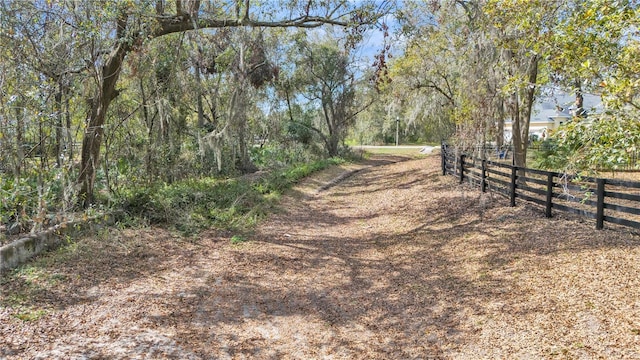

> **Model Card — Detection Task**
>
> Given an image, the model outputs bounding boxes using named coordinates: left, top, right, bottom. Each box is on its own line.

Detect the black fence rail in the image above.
left=441, top=144, right=640, bottom=230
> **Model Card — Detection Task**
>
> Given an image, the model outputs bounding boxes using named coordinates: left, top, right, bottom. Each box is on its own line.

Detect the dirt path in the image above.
left=2, top=154, right=640, bottom=359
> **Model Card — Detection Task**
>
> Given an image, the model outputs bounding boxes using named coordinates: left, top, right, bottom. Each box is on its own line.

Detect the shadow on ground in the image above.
left=2, top=154, right=639, bottom=359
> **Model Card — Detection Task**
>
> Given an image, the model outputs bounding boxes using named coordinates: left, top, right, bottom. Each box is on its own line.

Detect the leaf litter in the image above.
left=1, top=154, right=640, bottom=359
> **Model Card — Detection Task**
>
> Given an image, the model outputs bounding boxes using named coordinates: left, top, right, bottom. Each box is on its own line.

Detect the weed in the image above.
left=230, top=235, right=246, bottom=244
left=12, top=307, right=47, bottom=321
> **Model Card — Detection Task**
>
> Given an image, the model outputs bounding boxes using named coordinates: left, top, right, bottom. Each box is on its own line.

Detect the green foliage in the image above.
left=291, top=36, right=360, bottom=156
left=286, top=120, right=314, bottom=145
left=12, top=308, right=47, bottom=322
left=254, top=157, right=344, bottom=195
left=250, top=143, right=316, bottom=169
left=534, top=112, right=640, bottom=172
left=230, top=234, right=246, bottom=245
left=390, top=0, right=638, bottom=171
left=119, top=177, right=259, bottom=235
left=118, top=157, right=344, bottom=235
left=545, top=0, right=640, bottom=110
left=0, top=0, right=388, bottom=215
left=0, top=167, right=76, bottom=230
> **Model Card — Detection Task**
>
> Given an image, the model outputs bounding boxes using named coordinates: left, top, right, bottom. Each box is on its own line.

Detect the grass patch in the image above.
left=117, top=157, right=345, bottom=235
left=230, top=234, right=247, bottom=245
left=1, top=264, right=58, bottom=320
left=12, top=307, right=47, bottom=321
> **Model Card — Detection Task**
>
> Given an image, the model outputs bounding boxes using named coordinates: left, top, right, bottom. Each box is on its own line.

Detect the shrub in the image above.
left=117, top=157, right=345, bottom=235
left=533, top=112, right=640, bottom=173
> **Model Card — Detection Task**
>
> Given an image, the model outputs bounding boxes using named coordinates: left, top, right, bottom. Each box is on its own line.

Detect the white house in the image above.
left=503, top=89, right=602, bottom=142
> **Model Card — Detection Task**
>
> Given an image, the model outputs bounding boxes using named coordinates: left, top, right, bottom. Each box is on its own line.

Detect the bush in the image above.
left=0, top=167, right=77, bottom=231
left=533, top=112, right=640, bottom=172
left=255, top=157, right=344, bottom=195
left=117, top=157, right=345, bottom=235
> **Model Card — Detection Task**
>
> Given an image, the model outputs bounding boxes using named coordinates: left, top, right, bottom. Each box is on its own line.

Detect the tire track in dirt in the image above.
left=315, top=155, right=410, bottom=193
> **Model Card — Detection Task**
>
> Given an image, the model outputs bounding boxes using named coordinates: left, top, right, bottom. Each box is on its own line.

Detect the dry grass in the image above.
left=1, top=154, right=639, bottom=359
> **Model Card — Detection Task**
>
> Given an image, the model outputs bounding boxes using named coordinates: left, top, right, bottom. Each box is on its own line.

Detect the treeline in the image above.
left=0, top=0, right=390, bottom=233
left=386, top=0, right=639, bottom=173
left=1, top=0, right=639, bottom=234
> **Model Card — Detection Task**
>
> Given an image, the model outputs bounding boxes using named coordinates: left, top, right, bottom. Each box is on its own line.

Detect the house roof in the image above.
left=505, top=89, right=602, bottom=124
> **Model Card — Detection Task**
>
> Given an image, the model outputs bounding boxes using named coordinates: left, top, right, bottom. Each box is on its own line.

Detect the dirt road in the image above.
left=2, top=155, right=640, bottom=359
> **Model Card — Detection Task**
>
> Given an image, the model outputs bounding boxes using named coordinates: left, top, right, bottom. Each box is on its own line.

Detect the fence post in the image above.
left=459, top=154, right=465, bottom=184
left=481, top=159, right=487, bottom=193
left=510, top=166, right=517, bottom=207
left=441, top=143, right=446, bottom=176
left=596, top=178, right=605, bottom=230
left=545, top=172, right=554, bottom=218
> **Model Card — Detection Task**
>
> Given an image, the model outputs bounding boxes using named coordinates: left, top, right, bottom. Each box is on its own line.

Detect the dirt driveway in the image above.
left=2, top=154, right=640, bottom=359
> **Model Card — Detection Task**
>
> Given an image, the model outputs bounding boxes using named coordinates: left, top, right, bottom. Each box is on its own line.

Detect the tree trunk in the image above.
left=55, top=82, right=63, bottom=167
left=195, top=65, right=205, bottom=128
left=574, top=84, right=586, bottom=117
left=510, top=92, right=522, bottom=164
left=38, top=110, right=45, bottom=170
left=14, top=101, right=24, bottom=178
left=65, top=90, right=72, bottom=163
left=231, top=40, right=257, bottom=174
left=78, top=42, right=129, bottom=207
left=509, top=54, right=538, bottom=185
left=139, top=77, right=154, bottom=180
left=284, top=84, right=295, bottom=123
left=327, top=134, right=339, bottom=157
left=321, top=90, right=340, bottom=157
left=496, top=98, right=505, bottom=149
left=233, top=86, right=256, bottom=173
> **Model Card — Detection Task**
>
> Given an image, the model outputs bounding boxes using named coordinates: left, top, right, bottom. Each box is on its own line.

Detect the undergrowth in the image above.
left=117, top=157, right=344, bottom=235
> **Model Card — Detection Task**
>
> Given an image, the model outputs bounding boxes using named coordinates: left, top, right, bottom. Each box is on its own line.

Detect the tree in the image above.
left=546, top=0, right=639, bottom=111
left=487, top=0, right=639, bottom=171
left=391, top=0, right=637, bottom=171
left=391, top=1, right=502, bottom=154
left=0, top=1, right=85, bottom=174
left=483, top=0, right=553, bottom=169
left=0, top=1, right=91, bottom=229
left=389, top=2, right=459, bottom=145
left=64, top=0, right=383, bottom=207
left=292, top=36, right=363, bottom=156
left=530, top=0, right=640, bottom=173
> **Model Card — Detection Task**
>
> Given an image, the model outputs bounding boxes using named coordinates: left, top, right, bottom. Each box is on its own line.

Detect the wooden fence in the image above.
left=441, top=144, right=640, bottom=230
